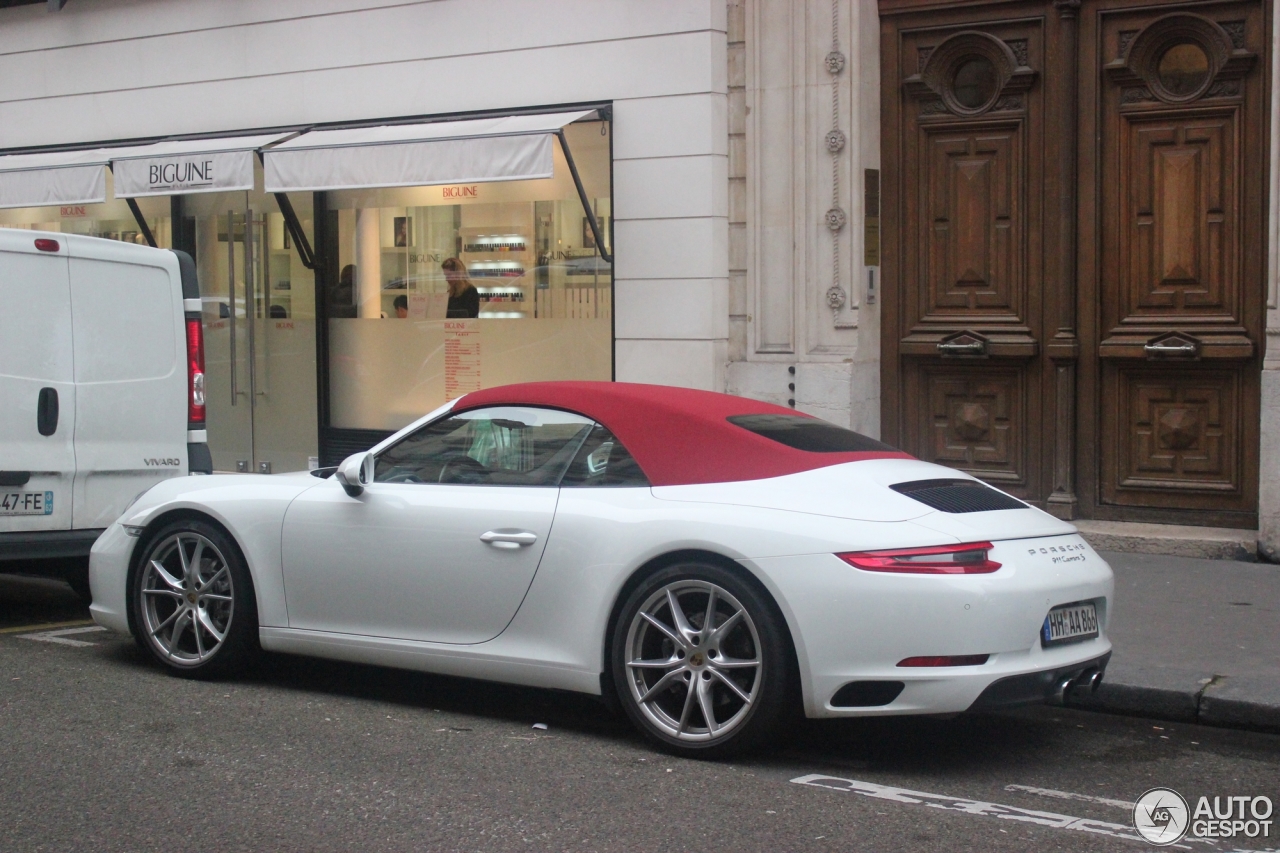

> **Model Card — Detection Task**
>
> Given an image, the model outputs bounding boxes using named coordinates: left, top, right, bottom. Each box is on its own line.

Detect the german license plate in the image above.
left=1041, top=601, right=1098, bottom=646
left=0, top=491, right=53, bottom=516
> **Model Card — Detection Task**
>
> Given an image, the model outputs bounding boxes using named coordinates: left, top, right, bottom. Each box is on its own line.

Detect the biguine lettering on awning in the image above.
left=261, top=110, right=595, bottom=192
left=0, top=132, right=296, bottom=209
left=111, top=133, right=296, bottom=198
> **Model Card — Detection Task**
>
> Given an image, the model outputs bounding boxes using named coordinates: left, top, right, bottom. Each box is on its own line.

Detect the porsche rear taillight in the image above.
left=837, top=542, right=1001, bottom=574
left=186, top=318, right=206, bottom=425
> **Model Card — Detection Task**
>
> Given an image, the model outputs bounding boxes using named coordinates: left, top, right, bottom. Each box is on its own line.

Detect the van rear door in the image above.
left=0, top=232, right=76, bottom=532
left=67, top=237, right=187, bottom=529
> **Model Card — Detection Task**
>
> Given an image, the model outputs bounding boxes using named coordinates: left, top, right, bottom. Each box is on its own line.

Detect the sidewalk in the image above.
left=1067, top=550, right=1280, bottom=733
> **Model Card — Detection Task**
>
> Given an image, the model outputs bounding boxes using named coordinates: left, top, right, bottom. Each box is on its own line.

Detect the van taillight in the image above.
left=837, top=542, right=1001, bottom=574
left=34, top=238, right=59, bottom=252
left=186, top=318, right=206, bottom=425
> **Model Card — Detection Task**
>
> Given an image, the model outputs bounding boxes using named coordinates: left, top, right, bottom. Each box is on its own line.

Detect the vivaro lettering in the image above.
left=144, top=458, right=182, bottom=467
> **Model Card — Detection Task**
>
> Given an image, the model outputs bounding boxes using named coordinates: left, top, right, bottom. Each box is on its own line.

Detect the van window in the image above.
left=70, top=259, right=175, bottom=382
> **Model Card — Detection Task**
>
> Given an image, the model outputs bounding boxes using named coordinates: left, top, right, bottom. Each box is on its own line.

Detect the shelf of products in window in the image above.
left=463, top=235, right=527, bottom=253
left=477, top=288, right=526, bottom=303
left=468, top=262, right=525, bottom=278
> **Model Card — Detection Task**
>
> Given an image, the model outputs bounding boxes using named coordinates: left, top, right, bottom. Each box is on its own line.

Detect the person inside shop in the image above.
left=332, top=264, right=357, bottom=318
left=393, top=295, right=409, bottom=319
left=442, top=256, right=480, bottom=318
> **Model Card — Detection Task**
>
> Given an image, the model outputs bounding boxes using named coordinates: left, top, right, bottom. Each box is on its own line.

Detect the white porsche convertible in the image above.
left=90, top=382, right=1112, bottom=756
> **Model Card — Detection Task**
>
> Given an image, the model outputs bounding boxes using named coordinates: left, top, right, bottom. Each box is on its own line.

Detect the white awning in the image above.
left=263, top=110, right=595, bottom=193
left=111, top=133, right=296, bottom=198
left=0, top=148, right=128, bottom=210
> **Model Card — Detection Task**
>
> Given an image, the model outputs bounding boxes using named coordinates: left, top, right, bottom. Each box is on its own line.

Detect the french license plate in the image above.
left=1041, top=601, right=1099, bottom=646
left=0, top=491, right=53, bottom=516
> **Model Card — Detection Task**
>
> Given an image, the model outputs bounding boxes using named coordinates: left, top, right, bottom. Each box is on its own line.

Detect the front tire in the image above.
left=611, top=562, right=793, bottom=758
left=131, top=520, right=257, bottom=678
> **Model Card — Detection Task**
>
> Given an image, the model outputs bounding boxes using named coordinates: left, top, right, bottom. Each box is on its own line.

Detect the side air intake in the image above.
left=890, top=479, right=1026, bottom=513
left=830, top=681, right=905, bottom=707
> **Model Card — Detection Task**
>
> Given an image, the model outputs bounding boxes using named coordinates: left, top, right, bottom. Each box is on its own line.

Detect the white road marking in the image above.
left=791, top=774, right=1142, bottom=843
left=18, top=625, right=108, bottom=647
left=1004, top=784, right=1135, bottom=811
left=790, top=774, right=1277, bottom=851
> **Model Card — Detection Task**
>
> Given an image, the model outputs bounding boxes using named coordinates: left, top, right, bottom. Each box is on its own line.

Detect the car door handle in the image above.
left=480, top=530, right=538, bottom=549
left=37, top=387, right=58, bottom=436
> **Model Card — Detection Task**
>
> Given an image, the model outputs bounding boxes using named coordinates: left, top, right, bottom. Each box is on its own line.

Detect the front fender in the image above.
left=118, top=474, right=318, bottom=628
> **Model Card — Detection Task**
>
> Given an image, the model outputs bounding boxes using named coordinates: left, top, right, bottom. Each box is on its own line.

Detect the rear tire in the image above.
left=131, top=519, right=257, bottom=678
left=611, top=562, right=793, bottom=758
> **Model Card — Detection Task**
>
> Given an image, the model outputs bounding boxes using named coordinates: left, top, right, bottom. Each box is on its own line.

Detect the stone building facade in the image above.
left=1, top=0, right=1277, bottom=551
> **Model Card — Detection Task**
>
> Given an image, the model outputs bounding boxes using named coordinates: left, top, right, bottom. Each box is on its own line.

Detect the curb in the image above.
left=1066, top=663, right=1280, bottom=734
left=1075, top=520, right=1257, bottom=561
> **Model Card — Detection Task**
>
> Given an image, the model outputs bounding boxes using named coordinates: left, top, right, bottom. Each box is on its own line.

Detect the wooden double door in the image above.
left=880, top=0, right=1269, bottom=527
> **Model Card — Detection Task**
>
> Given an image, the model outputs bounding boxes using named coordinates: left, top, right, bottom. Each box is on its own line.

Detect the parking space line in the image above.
left=788, top=774, right=1257, bottom=850
left=18, top=625, right=108, bottom=647
left=1004, top=784, right=1136, bottom=811
left=0, top=619, right=95, bottom=635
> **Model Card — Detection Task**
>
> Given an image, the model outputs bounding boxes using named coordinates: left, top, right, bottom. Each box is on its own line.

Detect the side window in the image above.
left=374, top=406, right=593, bottom=486
left=560, top=424, right=649, bottom=487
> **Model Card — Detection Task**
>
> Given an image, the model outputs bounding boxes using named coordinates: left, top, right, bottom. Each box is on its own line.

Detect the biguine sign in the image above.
left=113, top=150, right=256, bottom=198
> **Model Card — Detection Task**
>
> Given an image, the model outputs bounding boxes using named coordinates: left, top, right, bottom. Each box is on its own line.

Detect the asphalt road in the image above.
left=1, top=573, right=1278, bottom=853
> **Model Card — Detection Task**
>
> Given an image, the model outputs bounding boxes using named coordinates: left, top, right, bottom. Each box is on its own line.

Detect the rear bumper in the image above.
left=0, top=529, right=105, bottom=562
left=188, top=442, right=212, bottom=475
left=747, top=533, right=1115, bottom=718
left=968, top=651, right=1111, bottom=709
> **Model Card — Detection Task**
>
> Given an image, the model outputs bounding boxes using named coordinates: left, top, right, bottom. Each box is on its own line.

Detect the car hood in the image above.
left=650, top=458, right=1077, bottom=539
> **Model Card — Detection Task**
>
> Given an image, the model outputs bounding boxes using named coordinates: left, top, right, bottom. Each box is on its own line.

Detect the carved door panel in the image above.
left=882, top=10, right=1062, bottom=505
left=1088, top=5, right=1264, bottom=525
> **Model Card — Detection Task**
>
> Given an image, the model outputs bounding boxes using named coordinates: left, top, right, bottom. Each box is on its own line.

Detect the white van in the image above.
left=0, top=230, right=210, bottom=598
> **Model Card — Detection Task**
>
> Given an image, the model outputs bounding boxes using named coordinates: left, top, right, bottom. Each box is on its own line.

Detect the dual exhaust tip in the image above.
left=1049, top=667, right=1104, bottom=706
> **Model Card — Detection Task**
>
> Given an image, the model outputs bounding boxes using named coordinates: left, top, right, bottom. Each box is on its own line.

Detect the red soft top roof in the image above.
left=455, top=381, right=911, bottom=487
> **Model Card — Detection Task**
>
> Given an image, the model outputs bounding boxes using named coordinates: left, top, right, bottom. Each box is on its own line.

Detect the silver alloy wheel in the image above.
left=623, top=580, right=763, bottom=742
left=139, top=531, right=234, bottom=666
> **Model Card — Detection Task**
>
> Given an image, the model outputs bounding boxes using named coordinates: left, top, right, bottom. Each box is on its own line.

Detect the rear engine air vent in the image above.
left=890, top=479, right=1026, bottom=513
left=830, top=681, right=905, bottom=707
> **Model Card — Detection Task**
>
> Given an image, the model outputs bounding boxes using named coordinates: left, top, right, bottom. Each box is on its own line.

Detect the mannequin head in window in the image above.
left=441, top=257, right=474, bottom=298
left=393, top=295, right=408, bottom=318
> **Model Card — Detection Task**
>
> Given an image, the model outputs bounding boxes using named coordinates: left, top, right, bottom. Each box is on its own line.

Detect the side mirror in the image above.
left=335, top=451, right=375, bottom=497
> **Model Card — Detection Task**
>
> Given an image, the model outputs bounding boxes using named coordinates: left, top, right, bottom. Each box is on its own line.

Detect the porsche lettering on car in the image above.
left=90, top=382, right=1113, bottom=756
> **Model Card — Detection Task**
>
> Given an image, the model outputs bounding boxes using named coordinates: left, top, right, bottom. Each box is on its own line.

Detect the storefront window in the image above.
left=0, top=165, right=318, bottom=475
left=324, top=119, right=612, bottom=431
left=0, top=173, right=170, bottom=247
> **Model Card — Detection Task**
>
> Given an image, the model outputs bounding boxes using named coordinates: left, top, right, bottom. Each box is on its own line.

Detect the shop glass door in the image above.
left=187, top=188, right=318, bottom=474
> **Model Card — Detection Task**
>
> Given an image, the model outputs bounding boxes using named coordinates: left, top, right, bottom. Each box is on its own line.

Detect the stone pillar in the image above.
left=1258, top=5, right=1280, bottom=560
left=726, top=0, right=879, bottom=432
